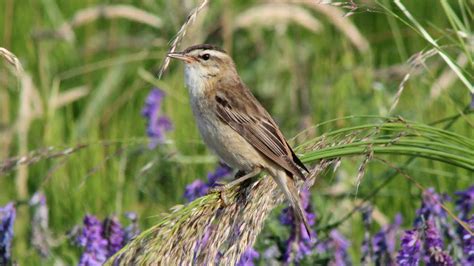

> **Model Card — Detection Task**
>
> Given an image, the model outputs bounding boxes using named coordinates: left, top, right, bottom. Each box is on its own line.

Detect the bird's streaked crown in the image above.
left=183, top=44, right=226, bottom=54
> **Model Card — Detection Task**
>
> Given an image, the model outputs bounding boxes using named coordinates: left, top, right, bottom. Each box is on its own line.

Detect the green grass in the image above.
left=0, top=0, right=473, bottom=264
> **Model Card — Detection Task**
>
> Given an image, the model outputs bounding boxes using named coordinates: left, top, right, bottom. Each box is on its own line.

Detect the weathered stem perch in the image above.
left=105, top=119, right=474, bottom=265
left=106, top=161, right=332, bottom=265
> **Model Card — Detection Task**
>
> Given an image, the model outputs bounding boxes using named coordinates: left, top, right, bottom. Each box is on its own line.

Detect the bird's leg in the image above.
left=210, top=167, right=261, bottom=193
left=209, top=168, right=261, bottom=206
left=234, top=170, right=247, bottom=179
left=213, top=170, right=246, bottom=187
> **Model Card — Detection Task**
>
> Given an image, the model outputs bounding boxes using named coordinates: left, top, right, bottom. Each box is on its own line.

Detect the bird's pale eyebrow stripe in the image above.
left=205, top=50, right=226, bottom=59
left=183, top=44, right=226, bottom=53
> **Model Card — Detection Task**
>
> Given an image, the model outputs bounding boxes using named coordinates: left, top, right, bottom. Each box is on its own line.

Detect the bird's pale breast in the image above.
left=192, top=97, right=267, bottom=172
left=184, top=77, right=265, bottom=171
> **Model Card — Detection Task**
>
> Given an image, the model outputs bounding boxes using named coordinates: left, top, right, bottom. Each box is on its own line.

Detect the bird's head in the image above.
left=167, top=44, right=237, bottom=82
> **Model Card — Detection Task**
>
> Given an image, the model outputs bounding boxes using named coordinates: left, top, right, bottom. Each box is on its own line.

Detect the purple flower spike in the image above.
left=279, top=205, right=295, bottom=226
left=29, top=192, right=51, bottom=257
left=281, top=189, right=317, bottom=263
left=263, top=245, right=280, bottom=260
left=77, top=215, right=108, bottom=266
left=461, top=215, right=474, bottom=264
left=328, top=230, right=350, bottom=266
left=124, top=212, right=140, bottom=243
left=280, top=189, right=316, bottom=227
left=372, top=214, right=402, bottom=266
left=0, top=203, right=16, bottom=265
left=360, top=206, right=373, bottom=264
left=103, top=216, right=125, bottom=257
left=184, top=179, right=210, bottom=202
left=397, top=229, right=422, bottom=266
left=207, top=164, right=232, bottom=186
left=424, top=219, right=454, bottom=266
left=142, top=88, right=173, bottom=149
left=183, top=163, right=233, bottom=202
left=415, top=188, right=446, bottom=226
left=470, top=93, right=474, bottom=109
left=373, top=231, right=388, bottom=263
left=455, top=185, right=474, bottom=221
left=237, top=247, right=259, bottom=266
left=386, top=214, right=403, bottom=254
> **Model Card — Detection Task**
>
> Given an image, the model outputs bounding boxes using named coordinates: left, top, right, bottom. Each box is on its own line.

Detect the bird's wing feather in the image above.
left=213, top=86, right=308, bottom=180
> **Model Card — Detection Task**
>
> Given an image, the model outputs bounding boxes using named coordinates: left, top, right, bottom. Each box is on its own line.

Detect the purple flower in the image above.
left=191, top=226, right=213, bottom=264
left=237, top=247, right=259, bottom=266
left=207, top=164, right=232, bottom=186
left=103, top=216, right=125, bottom=257
left=416, top=188, right=461, bottom=253
left=372, top=231, right=387, bottom=262
left=184, top=163, right=232, bottom=202
left=281, top=189, right=317, bottom=263
left=142, top=88, right=173, bottom=149
left=123, top=212, right=140, bottom=243
left=77, top=215, right=108, bottom=266
left=461, top=215, right=474, bottom=264
left=360, top=206, right=373, bottom=264
left=415, top=188, right=446, bottom=226
left=397, top=229, right=422, bottom=266
left=184, top=164, right=233, bottom=263
left=455, top=185, right=474, bottom=221
left=283, top=228, right=316, bottom=263
left=279, top=205, right=295, bottom=226
left=29, top=192, right=51, bottom=257
left=328, top=230, right=350, bottom=266
left=0, top=203, right=15, bottom=265
left=423, top=219, right=454, bottom=266
left=184, top=180, right=210, bottom=202
left=471, top=93, right=474, bottom=109
left=372, top=214, right=402, bottom=266
left=279, top=189, right=316, bottom=227
left=263, top=245, right=281, bottom=260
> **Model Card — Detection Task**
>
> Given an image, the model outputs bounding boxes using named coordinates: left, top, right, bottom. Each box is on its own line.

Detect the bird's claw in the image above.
left=208, top=185, right=231, bottom=206
left=212, top=181, right=227, bottom=187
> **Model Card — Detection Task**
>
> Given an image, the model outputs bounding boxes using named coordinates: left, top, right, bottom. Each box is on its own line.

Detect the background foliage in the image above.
left=0, top=0, right=472, bottom=265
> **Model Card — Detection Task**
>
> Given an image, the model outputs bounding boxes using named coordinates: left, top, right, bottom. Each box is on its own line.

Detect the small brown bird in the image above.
left=168, top=44, right=311, bottom=235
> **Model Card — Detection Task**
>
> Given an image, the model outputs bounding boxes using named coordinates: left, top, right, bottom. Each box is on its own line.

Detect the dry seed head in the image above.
left=0, top=47, right=24, bottom=74
left=106, top=159, right=333, bottom=265
left=234, top=3, right=321, bottom=33
left=158, top=0, right=209, bottom=78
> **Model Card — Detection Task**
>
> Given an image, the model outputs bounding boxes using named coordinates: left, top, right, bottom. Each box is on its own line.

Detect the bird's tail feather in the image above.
left=273, top=171, right=311, bottom=237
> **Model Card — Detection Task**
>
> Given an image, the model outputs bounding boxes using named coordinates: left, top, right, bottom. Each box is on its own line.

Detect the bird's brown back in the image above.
left=211, top=77, right=309, bottom=179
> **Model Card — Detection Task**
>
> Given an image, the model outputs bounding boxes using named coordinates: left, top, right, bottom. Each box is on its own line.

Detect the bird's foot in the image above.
left=208, top=169, right=260, bottom=206
left=208, top=185, right=232, bottom=206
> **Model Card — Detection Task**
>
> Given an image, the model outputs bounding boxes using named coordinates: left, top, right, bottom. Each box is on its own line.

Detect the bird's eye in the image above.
left=200, top=53, right=210, bottom=61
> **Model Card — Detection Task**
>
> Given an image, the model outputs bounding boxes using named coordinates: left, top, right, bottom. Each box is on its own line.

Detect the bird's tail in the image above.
left=273, top=170, right=311, bottom=237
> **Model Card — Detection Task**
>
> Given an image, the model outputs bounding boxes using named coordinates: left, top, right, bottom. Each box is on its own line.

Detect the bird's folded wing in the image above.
left=214, top=91, right=308, bottom=180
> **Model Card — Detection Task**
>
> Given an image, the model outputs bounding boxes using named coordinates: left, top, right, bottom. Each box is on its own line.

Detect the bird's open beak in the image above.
left=167, top=52, right=194, bottom=63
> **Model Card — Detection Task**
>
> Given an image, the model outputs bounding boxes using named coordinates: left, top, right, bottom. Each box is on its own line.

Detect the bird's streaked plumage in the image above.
left=168, top=44, right=311, bottom=235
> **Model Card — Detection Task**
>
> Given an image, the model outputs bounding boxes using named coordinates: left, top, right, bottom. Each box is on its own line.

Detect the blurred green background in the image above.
left=0, top=0, right=472, bottom=264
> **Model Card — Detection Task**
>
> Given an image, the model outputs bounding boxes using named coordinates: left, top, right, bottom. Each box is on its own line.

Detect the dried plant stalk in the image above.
left=233, top=3, right=321, bottom=33
left=285, top=0, right=370, bottom=52
left=34, top=5, right=162, bottom=41
left=106, top=160, right=332, bottom=265
left=0, top=47, right=24, bottom=74
left=1, top=47, right=43, bottom=197
left=68, top=5, right=162, bottom=28
left=158, top=0, right=209, bottom=79
left=105, top=117, right=474, bottom=264
left=430, top=53, right=468, bottom=100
